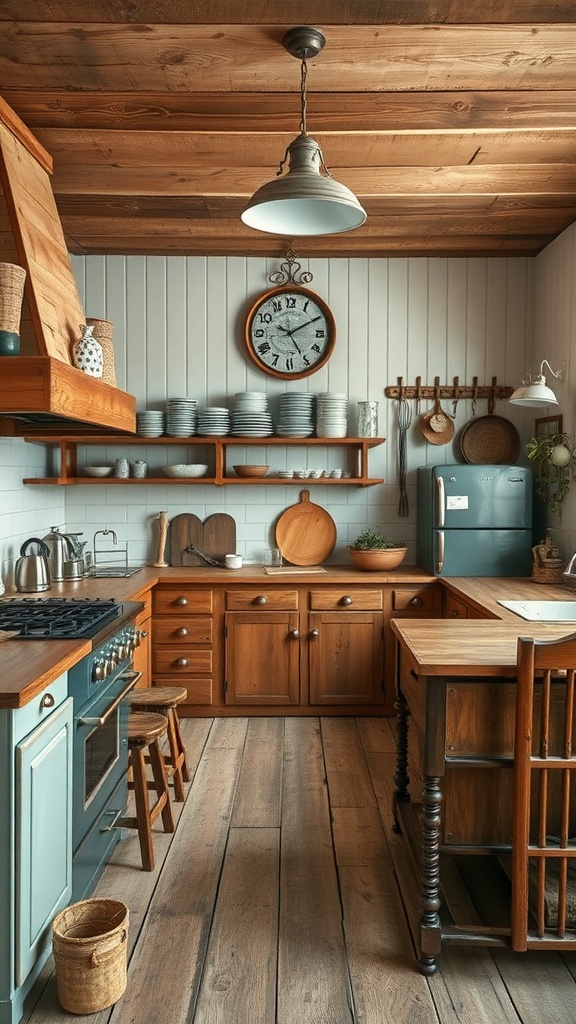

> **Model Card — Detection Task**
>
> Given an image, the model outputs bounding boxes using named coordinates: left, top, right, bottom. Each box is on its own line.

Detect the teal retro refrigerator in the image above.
left=416, top=464, right=533, bottom=577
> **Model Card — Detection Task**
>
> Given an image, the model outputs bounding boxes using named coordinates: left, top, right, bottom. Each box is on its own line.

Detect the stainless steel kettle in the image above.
left=15, top=538, right=51, bottom=593
left=42, top=526, right=83, bottom=582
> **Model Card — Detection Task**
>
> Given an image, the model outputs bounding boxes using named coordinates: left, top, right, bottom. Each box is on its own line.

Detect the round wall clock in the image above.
left=245, top=286, right=335, bottom=380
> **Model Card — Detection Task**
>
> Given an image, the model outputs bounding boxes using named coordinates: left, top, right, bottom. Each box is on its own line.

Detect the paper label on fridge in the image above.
left=446, top=495, right=469, bottom=510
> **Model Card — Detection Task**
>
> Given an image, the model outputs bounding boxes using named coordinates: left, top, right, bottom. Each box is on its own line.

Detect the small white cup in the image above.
left=225, top=553, right=243, bottom=570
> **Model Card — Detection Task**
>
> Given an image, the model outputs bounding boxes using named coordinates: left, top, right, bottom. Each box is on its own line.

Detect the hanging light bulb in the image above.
left=241, top=27, right=366, bottom=236
left=509, top=359, right=563, bottom=407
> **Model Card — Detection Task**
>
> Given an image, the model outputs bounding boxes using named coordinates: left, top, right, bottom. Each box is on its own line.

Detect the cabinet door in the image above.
left=308, top=611, right=384, bottom=705
left=16, top=697, right=73, bottom=985
left=225, top=612, right=300, bottom=705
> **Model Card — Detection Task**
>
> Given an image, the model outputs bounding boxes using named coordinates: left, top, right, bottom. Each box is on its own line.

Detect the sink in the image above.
left=498, top=600, right=576, bottom=622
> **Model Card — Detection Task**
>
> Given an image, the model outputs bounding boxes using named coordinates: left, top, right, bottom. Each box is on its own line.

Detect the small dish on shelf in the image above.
left=162, top=464, right=208, bottom=478
left=84, top=466, right=113, bottom=477
left=233, top=465, right=269, bottom=478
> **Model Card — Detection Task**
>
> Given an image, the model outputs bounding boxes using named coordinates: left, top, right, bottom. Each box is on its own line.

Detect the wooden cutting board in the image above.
left=275, top=490, right=337, bottom=566
left=170, top=513, right=236, bottom=566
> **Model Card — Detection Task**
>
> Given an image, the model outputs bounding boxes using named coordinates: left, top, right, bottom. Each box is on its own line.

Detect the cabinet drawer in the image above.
left=225, top=589, right=298, bottom=611
left=153, top=588, right=213, bottom=615
left=309, top=589, right=382, bottom=611
left=152, top=648, right=213, bottom=674
left=443, top=592, right=469, bottom=619
left=391, top=586, right=439, bottom=613
left=154, top=617, right=213, bottom=644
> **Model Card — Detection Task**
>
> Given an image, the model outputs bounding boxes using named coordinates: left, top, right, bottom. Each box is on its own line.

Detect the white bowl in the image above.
left=84, top=466, right=113, bottom=477
left=162, top=464, right=208, bottom=478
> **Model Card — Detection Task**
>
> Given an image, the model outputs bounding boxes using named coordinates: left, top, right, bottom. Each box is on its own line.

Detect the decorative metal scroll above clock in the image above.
left=268, top=246, right=314, bottom=287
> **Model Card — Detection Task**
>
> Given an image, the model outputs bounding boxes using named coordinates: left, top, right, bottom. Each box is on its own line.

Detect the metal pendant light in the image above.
left=509, top=359, right=563, bottom=408
left=241, top=27, right=366, bottom=237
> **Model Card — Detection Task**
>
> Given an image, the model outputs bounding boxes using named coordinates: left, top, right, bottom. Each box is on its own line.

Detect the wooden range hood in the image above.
left=0, top=97, right=135, bottom=434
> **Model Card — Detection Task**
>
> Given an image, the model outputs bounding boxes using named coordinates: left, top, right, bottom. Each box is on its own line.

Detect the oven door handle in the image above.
left=77, top=670, right=141, bottom=727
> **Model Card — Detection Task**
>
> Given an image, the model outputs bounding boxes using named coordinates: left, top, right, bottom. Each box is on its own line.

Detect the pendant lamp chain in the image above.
left=299, top=57, right=308, bottom=135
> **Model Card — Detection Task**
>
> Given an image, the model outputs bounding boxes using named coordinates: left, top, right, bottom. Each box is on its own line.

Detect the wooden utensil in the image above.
left=275, top=490, right=337, bottom=566
left=170, top=513, right=236, bottom=566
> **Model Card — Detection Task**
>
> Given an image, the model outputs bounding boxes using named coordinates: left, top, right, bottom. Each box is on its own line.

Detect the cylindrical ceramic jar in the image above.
left=131, top=460, right=147, bottom=478
left=115, top=458, right=129, bottom=478
left=357, top=401, right=379, bottom=437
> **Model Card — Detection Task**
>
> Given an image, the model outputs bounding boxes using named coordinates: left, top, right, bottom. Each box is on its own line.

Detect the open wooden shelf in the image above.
left=23, top=435, right=385, bottom=487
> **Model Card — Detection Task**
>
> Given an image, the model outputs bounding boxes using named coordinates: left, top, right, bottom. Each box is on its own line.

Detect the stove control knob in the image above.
left=92, top=660, right=105, bottom=682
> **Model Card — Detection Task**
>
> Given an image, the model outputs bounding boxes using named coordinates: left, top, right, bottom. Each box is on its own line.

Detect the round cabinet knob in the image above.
left=41, top=692, right=55, bottom=709
left=175, top=597, right=188, bottom=606
left=289, top=629, right=300, bottom=639
left=340, top=595, right=353, bottom=606
left=176, top=627, right=188, bottom=637
left=255, top=595, right=268, bottom=605
left=176, top=657, right=189, bottom=668
left=310, top=628, right=319, bottom=639
left=450, top=609, right=460, bottom=617
left=409, top=596, right=423, bottom=607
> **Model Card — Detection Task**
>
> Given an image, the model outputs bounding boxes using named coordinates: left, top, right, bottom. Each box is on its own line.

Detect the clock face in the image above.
left=245, top=286, right=335, bottom=379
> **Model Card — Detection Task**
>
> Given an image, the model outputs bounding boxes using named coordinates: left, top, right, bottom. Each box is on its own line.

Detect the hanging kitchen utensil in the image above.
left=275, top=490, right=337, bottom=566
left=459, top=414, right=521, bottom=465
left=397, top=397, right=412, bottom=516
left=420, top=380, right=455, bottom=446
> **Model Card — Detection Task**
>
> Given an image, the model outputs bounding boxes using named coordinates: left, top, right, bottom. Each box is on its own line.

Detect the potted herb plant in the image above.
left=525, top=432, right=576, bottom=513
left=348, top=528, right=407, bottom=571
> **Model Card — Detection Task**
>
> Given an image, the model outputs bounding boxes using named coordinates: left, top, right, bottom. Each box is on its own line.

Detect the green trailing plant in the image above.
left=525, top=432, right=576, bottom=513
left=350, top=528, right=405, bottom=550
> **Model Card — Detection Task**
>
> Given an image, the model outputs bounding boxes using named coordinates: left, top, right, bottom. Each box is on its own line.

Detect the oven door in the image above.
left=72, top=667, right=140, bottom=854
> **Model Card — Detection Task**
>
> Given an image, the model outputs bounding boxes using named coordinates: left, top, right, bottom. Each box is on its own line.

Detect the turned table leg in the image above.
left=418, top=773, right=443, bottom=974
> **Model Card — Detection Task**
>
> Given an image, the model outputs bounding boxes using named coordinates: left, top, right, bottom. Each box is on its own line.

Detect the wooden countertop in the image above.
left=392, top=575, right=576, bottom=678
left=0, top=564, right=435, bottom=709
left=4, top=564, right=576, bottom=710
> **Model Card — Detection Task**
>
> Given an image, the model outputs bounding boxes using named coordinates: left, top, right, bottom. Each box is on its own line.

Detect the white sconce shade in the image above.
left=509, top=359, right=563, bottom=408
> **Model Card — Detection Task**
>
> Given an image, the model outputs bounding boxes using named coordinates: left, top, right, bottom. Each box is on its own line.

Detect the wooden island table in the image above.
left=390, top=616, right=576, bottom=974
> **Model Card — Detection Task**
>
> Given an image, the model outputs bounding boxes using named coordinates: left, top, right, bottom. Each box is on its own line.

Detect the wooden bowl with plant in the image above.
left=348, top=528, right=408, bottom=570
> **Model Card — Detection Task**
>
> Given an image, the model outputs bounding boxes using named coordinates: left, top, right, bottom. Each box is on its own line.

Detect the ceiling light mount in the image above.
left=240, top=26, right=366, bottom=237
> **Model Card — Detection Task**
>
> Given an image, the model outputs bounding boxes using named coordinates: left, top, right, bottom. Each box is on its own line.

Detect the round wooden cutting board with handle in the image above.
left=275, top=490, right=337, bottom=566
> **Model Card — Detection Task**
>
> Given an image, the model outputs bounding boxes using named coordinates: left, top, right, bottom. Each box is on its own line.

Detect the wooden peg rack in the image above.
left=385, top=375, right=513, bottom=408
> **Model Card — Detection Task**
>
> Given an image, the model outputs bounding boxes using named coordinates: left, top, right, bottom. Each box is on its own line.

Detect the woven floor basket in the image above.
left=0, top=262, right=26, bottom=333
left=52, top=898, right=129, bottom=1013
left=86, top=317, right=117, bottom=386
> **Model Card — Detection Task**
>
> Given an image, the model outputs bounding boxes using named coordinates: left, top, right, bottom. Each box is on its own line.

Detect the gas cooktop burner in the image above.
left=0, top=598, right=121, bottom=639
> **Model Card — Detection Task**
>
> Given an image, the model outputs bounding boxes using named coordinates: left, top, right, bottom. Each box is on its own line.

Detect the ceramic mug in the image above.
left=225, top=553, right=243, bottom=570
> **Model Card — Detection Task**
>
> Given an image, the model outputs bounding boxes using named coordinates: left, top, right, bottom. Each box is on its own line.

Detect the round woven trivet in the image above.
left=460, top=415, right=521, bottom=464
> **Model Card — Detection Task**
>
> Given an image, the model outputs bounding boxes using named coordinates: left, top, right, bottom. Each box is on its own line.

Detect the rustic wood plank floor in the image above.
left=23, top=717, right=576, bottom=1024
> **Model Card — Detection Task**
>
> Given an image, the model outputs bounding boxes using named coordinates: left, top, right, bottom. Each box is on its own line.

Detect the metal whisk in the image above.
left=397, top=398, right=412, bottom=517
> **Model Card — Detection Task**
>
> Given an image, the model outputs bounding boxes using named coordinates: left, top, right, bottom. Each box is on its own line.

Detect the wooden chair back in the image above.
left=512, top=631, right=576, bottom=951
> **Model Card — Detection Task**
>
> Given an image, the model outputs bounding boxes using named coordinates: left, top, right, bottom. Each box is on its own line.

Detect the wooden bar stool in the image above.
left=121, top=711, right=175, bottom=871
left=127, top=686, right=190, bottom=801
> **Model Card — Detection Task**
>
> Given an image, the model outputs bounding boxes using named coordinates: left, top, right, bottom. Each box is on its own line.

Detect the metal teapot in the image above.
left=42, top=526, right=84, bottom=582
left=15, top=538, right=50, bottom=593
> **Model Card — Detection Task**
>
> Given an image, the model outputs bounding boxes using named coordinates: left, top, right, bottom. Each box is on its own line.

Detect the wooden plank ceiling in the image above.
left=1, top=2, right=576, bottom=258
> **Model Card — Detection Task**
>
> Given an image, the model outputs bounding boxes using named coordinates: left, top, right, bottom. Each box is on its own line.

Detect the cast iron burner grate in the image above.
left=0, top=598, right=121, bottom=639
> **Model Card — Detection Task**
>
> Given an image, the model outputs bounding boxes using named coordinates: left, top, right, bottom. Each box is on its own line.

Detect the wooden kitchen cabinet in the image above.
left=132, top=593, right=152, bottom=689
left=443, top=588, right=492, bottom=619
left=153, top=573, right=439, bottom=717
left=152, top=586, right=218, bottom=709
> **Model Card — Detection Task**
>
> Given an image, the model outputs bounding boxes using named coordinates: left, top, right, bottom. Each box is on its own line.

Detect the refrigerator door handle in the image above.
left=436, top=530, right=445, bottom=574
left=436, top=474, right=445, bottom=527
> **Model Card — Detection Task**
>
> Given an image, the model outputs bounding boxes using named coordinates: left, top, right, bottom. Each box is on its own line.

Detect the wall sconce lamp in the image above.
left=241, top=27, right=367, bottom=237
left=509, top=359, right=564, bottom=408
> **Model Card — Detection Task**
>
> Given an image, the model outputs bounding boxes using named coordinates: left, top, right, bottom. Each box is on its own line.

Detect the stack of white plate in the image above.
left=276, top=392, right=315, bottom=437
left=197, top=406, right=230, bottom=436
left=136, top=410, right=165, bottom=437
left=231, top=392, right=273, bottom=437
left=316, top=392, right=348, bottom=438
left=166, top=397, right=197, bottom=437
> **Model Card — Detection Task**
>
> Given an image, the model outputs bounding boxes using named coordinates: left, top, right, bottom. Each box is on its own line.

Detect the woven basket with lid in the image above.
left=86, top=317, right=117, bottom=386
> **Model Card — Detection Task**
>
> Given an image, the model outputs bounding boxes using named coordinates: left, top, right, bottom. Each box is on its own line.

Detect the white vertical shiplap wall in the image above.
left=533, top=223, right=576, bottom=560
left=61, top=255, right=534, bottom=566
